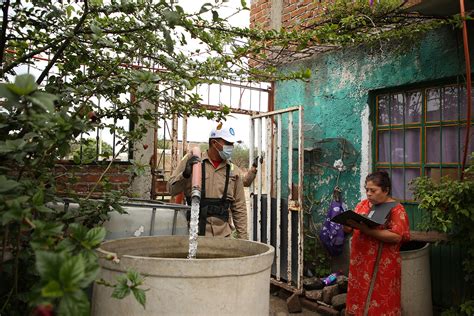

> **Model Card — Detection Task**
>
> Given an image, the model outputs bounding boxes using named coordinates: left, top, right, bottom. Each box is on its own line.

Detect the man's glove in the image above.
left=252, top=155, right=264, bottom=168
left=183, top=155, right=201, bottom=178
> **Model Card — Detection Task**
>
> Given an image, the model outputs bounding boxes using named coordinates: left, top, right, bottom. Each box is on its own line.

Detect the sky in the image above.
left=10, top=0, right=262, bottom=150
left=172, top=0, right=265, bottom=147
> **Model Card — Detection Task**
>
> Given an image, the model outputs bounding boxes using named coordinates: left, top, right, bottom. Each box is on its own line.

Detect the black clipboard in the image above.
left=330, top=201, right=398, bottom=228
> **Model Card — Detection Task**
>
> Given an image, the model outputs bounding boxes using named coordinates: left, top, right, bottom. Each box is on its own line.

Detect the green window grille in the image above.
left=374, top=84, right=474, bottom=202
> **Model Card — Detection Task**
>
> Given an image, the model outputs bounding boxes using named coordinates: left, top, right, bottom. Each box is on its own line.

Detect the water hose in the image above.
left=191, top=147, right=202, bottom=199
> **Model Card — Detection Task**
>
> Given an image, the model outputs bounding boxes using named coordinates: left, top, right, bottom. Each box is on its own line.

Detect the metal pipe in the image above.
left=266, top=118, right=271, bottom=246
left=286, top=113, right=293, bottom=282
left=257, top=118, right=263, bottom=242
left=297, top=106, right=304, bottom=290
left=191, top=147, right=202, bottom=199
left=150, top=102, right=159, bottom=200
left=249, top=117, right=255, bottom=240
left=60, top=197, right=191, bottom=210
left=460, top=0, right=472, bottom=180
left=172, top=210, right=178, bottom=235
left=251, top=106, right=300, bottom=119
left=149, top=207, right=156, bottom=235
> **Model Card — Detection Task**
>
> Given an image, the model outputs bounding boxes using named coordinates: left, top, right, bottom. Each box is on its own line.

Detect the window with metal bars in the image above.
left=374, top=83, right=474, bottom=201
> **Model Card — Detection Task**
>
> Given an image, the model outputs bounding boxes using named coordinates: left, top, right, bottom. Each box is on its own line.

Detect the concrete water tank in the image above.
left=401, top=241, right=433, bottom=316
left=91, top=236, right=275, bottom=316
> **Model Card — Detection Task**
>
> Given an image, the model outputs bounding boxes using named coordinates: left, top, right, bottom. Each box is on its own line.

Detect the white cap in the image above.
left=209, top=122, right=237, bottom=143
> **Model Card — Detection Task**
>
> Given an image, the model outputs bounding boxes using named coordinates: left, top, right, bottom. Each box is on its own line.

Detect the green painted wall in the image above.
left=275, top=26, right=473, bottom=308
left=276, top=26, right=467, bottom=214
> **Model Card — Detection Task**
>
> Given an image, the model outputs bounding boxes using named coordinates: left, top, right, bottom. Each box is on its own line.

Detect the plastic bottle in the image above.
left=322, top=272, right=338, bottom=286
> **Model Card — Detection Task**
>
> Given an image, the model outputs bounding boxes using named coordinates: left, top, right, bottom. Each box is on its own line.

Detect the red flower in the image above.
left=33, top=304, right=53, bottom=316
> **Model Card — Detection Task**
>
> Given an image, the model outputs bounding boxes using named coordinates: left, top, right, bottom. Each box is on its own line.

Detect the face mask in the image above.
left=218, top=144, right=233, bottom=160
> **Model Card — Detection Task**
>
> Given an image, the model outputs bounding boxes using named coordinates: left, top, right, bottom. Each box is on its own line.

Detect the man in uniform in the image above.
left=168, top=123, right=248, bottom=239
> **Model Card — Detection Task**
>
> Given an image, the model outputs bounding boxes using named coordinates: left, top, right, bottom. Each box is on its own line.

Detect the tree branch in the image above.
left=36, top=0, right=90, bottom=85
left=0, top=0, right=11, bottom=66
left=0, top=38, right=63, bottom=77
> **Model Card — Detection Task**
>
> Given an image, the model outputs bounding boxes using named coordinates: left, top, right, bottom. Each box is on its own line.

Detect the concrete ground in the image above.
left=269, top=294, right=321, bottom=316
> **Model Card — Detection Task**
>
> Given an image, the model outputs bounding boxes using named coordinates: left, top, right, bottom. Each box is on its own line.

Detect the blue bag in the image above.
left=319, top=200, right=345, bottom=257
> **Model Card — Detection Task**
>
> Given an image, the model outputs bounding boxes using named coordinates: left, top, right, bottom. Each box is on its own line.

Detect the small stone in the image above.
left=336, top=275, right=348, bottom=293
left=331, top=293, right=347, bottom=310
left=305, top=289, right=323, bottom=301
left=316, top=305, right=339, bottom=316
left=303, top=277, right=325, bottom=290
left=322, top=284, right=339, bottom=304
left=286, top=293, right=302, bottom=313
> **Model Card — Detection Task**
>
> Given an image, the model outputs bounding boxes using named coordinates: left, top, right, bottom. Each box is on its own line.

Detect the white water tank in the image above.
left=48, top=200, right=189, bottom=239
left=104, top=204, right=188, bottom=239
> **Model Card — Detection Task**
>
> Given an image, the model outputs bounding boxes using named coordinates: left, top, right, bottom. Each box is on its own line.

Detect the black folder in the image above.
left=330, top=201, right=398, bottom=228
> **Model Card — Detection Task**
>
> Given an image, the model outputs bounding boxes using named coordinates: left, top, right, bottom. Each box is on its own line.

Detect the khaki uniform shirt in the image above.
left=168, top=151, right=248, bottom=239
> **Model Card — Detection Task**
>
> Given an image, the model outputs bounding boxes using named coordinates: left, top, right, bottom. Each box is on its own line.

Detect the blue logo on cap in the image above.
left=229, top=128, right=235, bottom=136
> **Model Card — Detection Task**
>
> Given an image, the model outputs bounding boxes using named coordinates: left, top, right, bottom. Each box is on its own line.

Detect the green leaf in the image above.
left=84, top=227, right=106, bottom=248
left=0, top=141, right=16, bottom=154
left=32, top=189, right=44, bottom=206
left=126, top=270, right=143, bottom=285
left=79, top=262, right=100, bottom=288
left=41, top=280, right=64, bottom=298
left=33, top=220, right=64, bottom=236
left=0, top=83, right=20, bottom=104
left=36, top=205, right=55, bottom=213
left=26, top=91, right=58, bottom=112
left=8, top=74, right=38, bottom=95
left=0, top=176, right=20, bottom=193
left=36, top=251, right=65, bottom=280
left=66, top=5, right=74, bottom=17
left=59, top=256, right=85, bottom=289
left=132, top=287, right=146, bottom=309
left=69, top=223, right=88, bottom=241
left=240, top=0, right=248, bottom=9
left=90, top=0, right=104, bottom=6
left=163, top=9, right=180, bottom=27
left=112, top=281, right=131, bottom=299
left=199, top=3, right=213, bottom=14
left=212, top=10, right=219, bottom=22
left=58, top=290, right=90, bottom=316
left=163, top=29, right=174, bottom=53
left=90, top=23, right=103, bottom=36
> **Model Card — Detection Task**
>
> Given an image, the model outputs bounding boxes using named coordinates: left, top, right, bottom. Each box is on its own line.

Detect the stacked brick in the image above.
left=281, top=0, right=324, bottom=30
left=54, top=163, right=132, bottom=197
left=250, top=0, right=271, bottom=29
left=250, top=0, right=423, bottom=32
left=250, top=0, right=329, bottom=31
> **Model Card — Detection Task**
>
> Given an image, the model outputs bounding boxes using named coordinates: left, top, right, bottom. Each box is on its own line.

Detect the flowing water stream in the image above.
left=187, top=196, right=200, bottom=259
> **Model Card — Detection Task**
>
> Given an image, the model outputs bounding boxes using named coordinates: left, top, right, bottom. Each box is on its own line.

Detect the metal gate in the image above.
left=249, top=106, right=304, bottom=293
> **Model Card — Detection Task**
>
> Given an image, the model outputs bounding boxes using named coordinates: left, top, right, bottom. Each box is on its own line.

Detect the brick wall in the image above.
left=250, top=0, right=271, bottom=29
left=281, top=0, right=326, bottom=30
left=250, top=0, right=423, bottom=31
left=250, top=0, right=328, bottom=31
left=54, top=163, right=132, bottom=197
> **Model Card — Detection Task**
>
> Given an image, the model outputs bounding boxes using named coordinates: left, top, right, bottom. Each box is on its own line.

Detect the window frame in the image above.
left=372, top=81, right=474, bottom=202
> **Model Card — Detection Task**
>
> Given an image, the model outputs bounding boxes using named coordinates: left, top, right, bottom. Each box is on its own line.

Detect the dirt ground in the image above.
left=269, top=294, right=321, bottom=316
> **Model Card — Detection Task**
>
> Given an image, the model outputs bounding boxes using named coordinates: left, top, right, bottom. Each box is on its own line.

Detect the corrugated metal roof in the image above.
left=404, top=0, right=474, bottom=17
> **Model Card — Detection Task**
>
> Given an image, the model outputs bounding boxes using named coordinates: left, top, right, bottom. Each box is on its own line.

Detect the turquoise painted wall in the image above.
left=275, top=26, right=473, bottom=308
left=276, top=26, right=467, bottom=215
